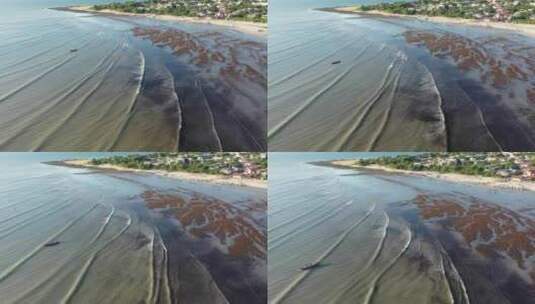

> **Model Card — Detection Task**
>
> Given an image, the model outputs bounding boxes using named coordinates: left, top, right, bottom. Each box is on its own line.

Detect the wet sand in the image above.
left=268, top=153, right=534, bottom=304
left=0, top=156, right=266, bottom=303
left=411, top=192, right=535, bottom=303
left=268, top=1, right=535, bottom=151
left=0, top=6, right=266, bottom=151
left=142, top=189, right=267, bottom=304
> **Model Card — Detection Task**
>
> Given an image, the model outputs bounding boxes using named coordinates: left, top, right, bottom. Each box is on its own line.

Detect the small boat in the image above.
left=44, top=241, right=61, bottom=247
left=331, top=60, right=341, bottom=65
left=70, top=48, right=78, bottom=53
left=300, top=262, right=320, bottom=270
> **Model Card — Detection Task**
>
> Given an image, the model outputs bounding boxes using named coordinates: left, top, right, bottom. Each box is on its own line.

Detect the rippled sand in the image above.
left=0, top=8, right=266, bottom=151
left=268, top=155, right=535, bottom=304
left=0, top=157, right=266, bottom=304
left=268, top=2, right=535, bottom=151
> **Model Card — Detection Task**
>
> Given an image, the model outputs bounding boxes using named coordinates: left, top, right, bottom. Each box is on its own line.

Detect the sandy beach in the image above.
left=62, top=159, right=267, bottom=189
left=63, top=5, right=267, bottom=37
left=326, top=6, right=535, bottom=38
left=330, top=159, right=535, bottom=192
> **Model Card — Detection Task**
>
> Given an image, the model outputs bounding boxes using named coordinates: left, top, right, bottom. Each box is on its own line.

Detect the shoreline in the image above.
left=53, top=5, right=266, bottom=37
left=49, top=159, right=267, bottom=189
left=326, top=159, right=535, bottom=192
left=319, top=6, right=535, bottom=38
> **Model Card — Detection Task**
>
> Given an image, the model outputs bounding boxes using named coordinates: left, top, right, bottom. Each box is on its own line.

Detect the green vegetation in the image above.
left=360, top=2, right=418, bottom=15
left=357, top=152, right=535, bottom=179
left=358, top=0, right=535, bottom=24
left=90, top=152, right=267, bottom=179
left=93, top=0, right=267, bottom=23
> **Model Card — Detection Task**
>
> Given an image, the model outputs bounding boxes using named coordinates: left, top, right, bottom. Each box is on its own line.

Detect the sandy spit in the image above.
left=331, top=159, right=535, bottom=192
left=62, top=159, right=267, bottom=189
left=61, top=5, right=267, bottom=37
left=323, top=6, right=535, bottom=38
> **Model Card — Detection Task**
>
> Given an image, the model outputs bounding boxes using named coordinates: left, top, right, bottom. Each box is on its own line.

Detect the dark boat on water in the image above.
left=331, top=60, right=341, bottom=65
left=301, top=262, right=320, bottom=270
left=44, top=241, right=61, bottom=247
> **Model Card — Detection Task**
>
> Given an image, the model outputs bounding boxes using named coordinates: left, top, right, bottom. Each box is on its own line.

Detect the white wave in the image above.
left=196, top=79, right=223, bottom=151
left=420, top=63, right=448, bottom=149
left=107, top=50, right=146, bottom=150
left=335, top=56, right=401, bottom=150
left=133, top=50, right=146, bottom=109
left=440, top=254, right=455, bottom=304
left=366, top=70, right=402, bottom=151
left=146, top=228, right=156, bottom=304
left=59, top=211, right=132, bottom=304
left=270, top=203, right=376, bottom=304
left=363, top=225, right=412, bottom=304
left=163, top=67, right=182, bottom=151
left=32, top=57, right=120, bottom=150
left=443, top=252, right=471, bottom=304
left=368, top=211, right=390, bottom=267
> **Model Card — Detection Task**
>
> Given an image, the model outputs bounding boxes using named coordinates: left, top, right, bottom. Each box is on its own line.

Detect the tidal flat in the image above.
left=0, top=153, right=266, bottom=304
left=0, top=2, right=266, bottom=151
left=268, top=153, right=534, bottom=304
left=268, top=0, right=535, bottom=151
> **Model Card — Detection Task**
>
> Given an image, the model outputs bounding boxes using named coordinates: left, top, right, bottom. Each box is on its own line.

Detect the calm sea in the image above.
left=0, top=0, right=266, bottom=151
left=268, top=152, right=535, bottom=303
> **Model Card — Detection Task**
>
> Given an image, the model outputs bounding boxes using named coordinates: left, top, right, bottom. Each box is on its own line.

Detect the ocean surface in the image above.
left=268, top=152, right=535, bottom=304
left=0, top=1, right=266, bottom=151
left=268, top=0, right=535, bottom=151
left=0, top=153, right=267, bottom=303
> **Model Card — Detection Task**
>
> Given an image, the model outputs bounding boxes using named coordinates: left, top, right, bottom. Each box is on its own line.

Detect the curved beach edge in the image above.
left=52, top=5, right=267, bottom=37
left=49, top=159, right=267, bottom=189
left=318, top=6, right=535, bottom=38
left=325, top=159, right=535, bottom=192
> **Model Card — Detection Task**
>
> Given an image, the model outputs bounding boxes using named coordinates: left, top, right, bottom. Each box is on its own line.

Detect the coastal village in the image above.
left=358, top=152, right=535, bottom=180
left=91, top=152, right=267, bottom=179
left=359, top=0, right=535, bottom=23
left=93, top=0, right=268, bottom=22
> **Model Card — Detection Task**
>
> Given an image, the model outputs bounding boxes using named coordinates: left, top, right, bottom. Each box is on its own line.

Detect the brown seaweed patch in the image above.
left=413, top=194, right=535, bottom=270
left=506, top=64, right=528, bottom=81
left=527, top=88, right=535, bottom=105
left=141, top=190, right=266, bottom=259
left=404, top=30, right=534, bottom=93
left=414, top=194, right=465, bottom=218
left=132, top=26, right=266, bottom=86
